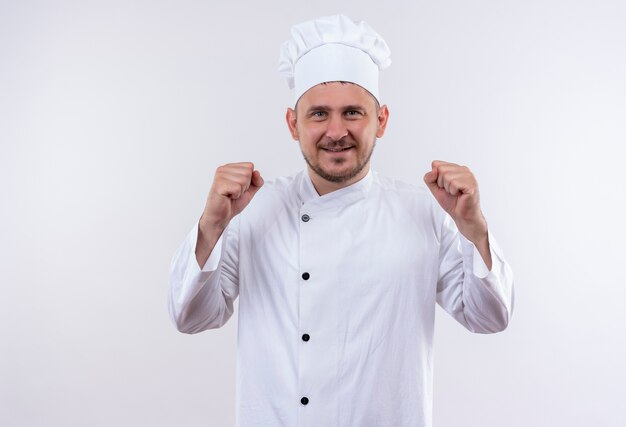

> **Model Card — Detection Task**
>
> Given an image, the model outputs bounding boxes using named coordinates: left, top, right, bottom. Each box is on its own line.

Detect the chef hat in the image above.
left=278, top=14, right=391, bottom=105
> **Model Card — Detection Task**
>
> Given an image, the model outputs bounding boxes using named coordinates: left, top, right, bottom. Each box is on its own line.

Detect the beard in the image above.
left=301, top=139, right=377, bottom=184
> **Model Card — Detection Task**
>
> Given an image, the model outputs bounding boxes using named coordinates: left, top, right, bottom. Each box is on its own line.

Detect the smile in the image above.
left=322, top=146, right=353, bottom=152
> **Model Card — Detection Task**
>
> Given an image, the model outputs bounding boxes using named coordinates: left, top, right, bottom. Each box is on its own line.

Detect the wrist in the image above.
left=198, top=216, right=229, bottom=251
left=456, top=215, right=488, bottom=245
left=199, top=213, right=229, bottom=234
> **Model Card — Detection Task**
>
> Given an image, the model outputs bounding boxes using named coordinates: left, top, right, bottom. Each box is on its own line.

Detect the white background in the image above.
left=2, top=0, right=625, bottom=426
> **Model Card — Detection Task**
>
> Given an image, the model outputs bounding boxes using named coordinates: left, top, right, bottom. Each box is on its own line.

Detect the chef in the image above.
left=169, top=14, right=514, bottom=427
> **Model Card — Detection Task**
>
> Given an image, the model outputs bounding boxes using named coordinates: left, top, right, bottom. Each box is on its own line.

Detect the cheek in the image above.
left=348, top=123, right=373, bottom=139
left=300, top=125, right=324, bottom=142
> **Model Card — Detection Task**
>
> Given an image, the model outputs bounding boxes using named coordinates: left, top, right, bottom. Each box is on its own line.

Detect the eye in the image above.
left=310, top=111, right=327, bottom=119
left=345, top=110, right=362, bottom=118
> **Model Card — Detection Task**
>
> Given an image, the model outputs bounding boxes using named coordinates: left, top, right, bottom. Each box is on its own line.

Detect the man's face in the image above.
left=286, top=82, right=389, bottom=193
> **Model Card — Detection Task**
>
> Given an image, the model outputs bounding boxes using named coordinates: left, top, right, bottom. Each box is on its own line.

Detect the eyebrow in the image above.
left=305, top=105, right=331, bottom=113
left=342, top=105, right=367, bottom=112
left=305, top=104, right=367, bottom=114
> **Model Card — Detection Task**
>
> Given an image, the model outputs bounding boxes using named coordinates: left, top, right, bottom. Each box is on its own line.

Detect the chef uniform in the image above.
left=169, top=15, right=514, bottom=427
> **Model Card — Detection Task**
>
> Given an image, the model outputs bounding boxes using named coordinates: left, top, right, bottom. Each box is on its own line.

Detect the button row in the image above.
left=299, top=213, right=311, bottom=410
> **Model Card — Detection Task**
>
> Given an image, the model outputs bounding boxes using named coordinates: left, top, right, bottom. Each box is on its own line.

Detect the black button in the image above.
left=302, top=272, right=310, bottom=280
left=301, top=397, right=309, bottom=405
left=301, top=214, right=310, bottom=222
left=302, top=334, right=310, bottom=342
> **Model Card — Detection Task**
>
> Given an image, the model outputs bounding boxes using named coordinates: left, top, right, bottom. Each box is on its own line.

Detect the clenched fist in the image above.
left=196, top=162, right=263, bottom=266
left=424, top=160, right=491, bottom=267
left=201, top=162, right=264, bottom=229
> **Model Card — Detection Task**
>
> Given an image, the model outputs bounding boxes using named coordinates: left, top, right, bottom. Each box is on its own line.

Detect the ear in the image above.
left=376, top=105, right=390, bottom=138
left=286, top=107, right=299, bottom=141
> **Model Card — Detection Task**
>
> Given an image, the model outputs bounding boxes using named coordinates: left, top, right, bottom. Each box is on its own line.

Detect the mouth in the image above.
left=321, top=146, right=354, bottom=152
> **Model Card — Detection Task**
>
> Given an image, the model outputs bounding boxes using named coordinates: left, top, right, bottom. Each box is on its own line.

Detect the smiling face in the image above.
left=286, top=82, right=389, bottom=195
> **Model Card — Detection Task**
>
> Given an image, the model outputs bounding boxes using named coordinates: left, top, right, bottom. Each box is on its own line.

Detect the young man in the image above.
left=169, top=14, right=513, bottom=427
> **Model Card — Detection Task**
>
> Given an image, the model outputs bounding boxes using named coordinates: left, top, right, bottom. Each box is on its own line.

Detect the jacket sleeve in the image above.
left=435, top=213, right=514, bottom=333
left=168, top=217, right=240, bottom=334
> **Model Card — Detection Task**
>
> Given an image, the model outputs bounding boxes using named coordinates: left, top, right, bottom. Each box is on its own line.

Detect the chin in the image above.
left=321, top=167, right=364, bottom=183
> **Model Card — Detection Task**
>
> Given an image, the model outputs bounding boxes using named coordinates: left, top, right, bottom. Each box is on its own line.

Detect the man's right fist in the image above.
left=200, top=162, right=264, bottom=232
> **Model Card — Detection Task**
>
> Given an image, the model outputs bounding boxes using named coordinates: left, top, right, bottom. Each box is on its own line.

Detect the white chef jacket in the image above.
left=169, top=169, right=514, bottom=427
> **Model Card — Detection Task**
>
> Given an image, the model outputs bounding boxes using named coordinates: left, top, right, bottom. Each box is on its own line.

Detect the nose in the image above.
left=325, top=113, right=348, bottom=141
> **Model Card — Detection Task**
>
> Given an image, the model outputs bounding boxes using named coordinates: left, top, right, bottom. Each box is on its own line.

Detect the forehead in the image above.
left=296, top=82, right=377, bottom=111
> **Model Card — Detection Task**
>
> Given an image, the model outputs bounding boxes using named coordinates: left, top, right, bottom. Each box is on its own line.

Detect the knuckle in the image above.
left=242, top=162, right=254, bottom=170
left=216, top=164, right=231, bottom=176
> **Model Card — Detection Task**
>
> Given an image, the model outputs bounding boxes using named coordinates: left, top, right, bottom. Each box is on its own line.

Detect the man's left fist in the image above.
left=423, top=160, right=488, bottom=245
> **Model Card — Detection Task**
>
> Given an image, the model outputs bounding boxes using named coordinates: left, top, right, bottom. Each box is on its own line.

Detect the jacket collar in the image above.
left=298, top=168, right=374, bottom=209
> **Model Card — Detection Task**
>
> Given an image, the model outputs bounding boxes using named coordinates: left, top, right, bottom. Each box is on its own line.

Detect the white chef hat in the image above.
left=278, top=14, right=391, bottom=105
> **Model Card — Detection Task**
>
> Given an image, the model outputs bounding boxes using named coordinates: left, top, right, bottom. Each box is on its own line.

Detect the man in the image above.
left=169, top=14, right=513, bottom=427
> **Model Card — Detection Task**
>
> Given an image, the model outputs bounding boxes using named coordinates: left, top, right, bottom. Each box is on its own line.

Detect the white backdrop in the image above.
left=2, top=0, right=625, bottom=426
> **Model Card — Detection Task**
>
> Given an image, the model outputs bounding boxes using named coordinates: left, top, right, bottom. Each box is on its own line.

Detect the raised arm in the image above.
left=425, top=160, right=514, bottom=333
left=168, top=162, right=263, bottom=333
